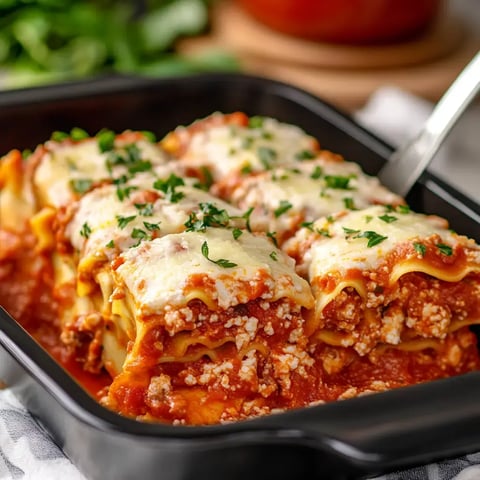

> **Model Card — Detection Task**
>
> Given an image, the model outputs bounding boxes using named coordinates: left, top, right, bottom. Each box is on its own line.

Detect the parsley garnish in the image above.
left=143, top=221, right=160, bottom=232
left=437, top=243, right=453, bottom=256
left=141, top=130, right=157, bottom=142
left=258, top=146, right=277, bottom=170
left=378, top=214, right=398, bottom=223
left=193, top=166, right=214, bottom=191
left=128, top=159, right=152, bottom=175
left=396, top=204, right=411, bottom=214
left=248, top=116, right=264, bottom=128
left=116, top=185, right=138, bottom=201
left=51, top=131, right=69, bottom=142
left=269, top=251, right=278, bottom=261
left=116, top=215, right=136, bottom=229
left=242, top=207, right=254, bottom=232
left=274, top=200, right=293, bottom=218
left=295, top=150, right=315, bottom=161
left=131, top=228, right=148, bottom=240
left=343, top=227, right=361, bottom=236
left=70, top=178, right=93, bottom=194
left=413, top=242, right=426, bottom=256
left=358, top=231, right=388, bottom=248
left=343, top=197, right=356, bottom=210
left=97, top=129, right=116, bottom=153
left=266, top=231, right=278, bottom=247
left=80, top=222, right=92, bottom=239
left=201, top=241, right=237, bottom=268
left=240, top=164, right=252, bottom=175
left=70, top=127, right=89, bottom=141
left=310, top=166, right=323, bottom=179
left=105, top=240, right=115, bottom=248
left=134, top=203, right=154, bottom=216
left=232, top=228, right=243, bottom=240
left=185, top=202, right=231, bottom=232
left=153, top=174, right=185, bottom=203
left=324, top=175, right=353, bottom=190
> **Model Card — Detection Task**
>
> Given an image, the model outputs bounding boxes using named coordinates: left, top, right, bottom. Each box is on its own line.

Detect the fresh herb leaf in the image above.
left=343, top=227, right=361, bottom=236
left=97, top=129, right=116, bottom=153
left=153, top=174, right=185, bottom=203
left=193, top=166, right=214, bottom=191
left=343, top=197, right=356, bottom=210
left=116, top=185, right=138, bottom=201
left=80, top=222, right=92, bottom=239
left=358, top=230, right=388, bottom=248
left=135, top=203, right=154, bottom=216
left=242, top=207, right=254, bottom=232
left=257, top=146, right=277, bottom=170
left=269, top=251, right=278, bottom=261
left=143, top=221, right=160, bottom=232
left=51, top=131, right=69, bottom=142
left=70, top=178, right=93, bottom=194
left=396, top=204, right=411, bottom=214
left=310, top=166, right=323, bottom=179
left=141, top=130, right=157, bottom=142
left=437, top=243, right=453, bottom=256
left=324, top=175, right=353, bottom=190
left=413, top=242, right=426, bottom=256
left=274, top=200, right=292, bottom=218
left=248, top=116, right=264, bottom=128
left=131, top=228, right=149, bottom=240
left=128, top=159, right=153, bottom=174
left=266, top=231, right=278, bottom=247
left=116, top=215, right=136, bottom=229
left=232, top=228, right=243, bottom=240
left=201, top=241, right=237, bottom=268
left=105, top=240, right=115, bottom=248
left=241, top=163, right=253, bottom=175
left=70, top=127, right=89, bottom=141
left=378, top=214, right=398, bottom=223
left=295, top=150, right=315, bottom=161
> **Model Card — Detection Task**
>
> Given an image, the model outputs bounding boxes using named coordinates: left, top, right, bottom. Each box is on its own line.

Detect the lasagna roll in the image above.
left=288, top=205, right=480, bottom=393
left=161, top=112, right=321, bottom=183
left=104, top=228, right=316, bottom=424
left=218, top=157, right=402, bottom=245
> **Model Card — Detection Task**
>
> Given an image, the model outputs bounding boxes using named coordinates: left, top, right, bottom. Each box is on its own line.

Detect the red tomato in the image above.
left=236, top=0, right=441, bottom=44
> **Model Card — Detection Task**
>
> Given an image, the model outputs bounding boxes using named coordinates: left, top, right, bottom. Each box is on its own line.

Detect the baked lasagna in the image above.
left=0, top=113, right=479, bottom=424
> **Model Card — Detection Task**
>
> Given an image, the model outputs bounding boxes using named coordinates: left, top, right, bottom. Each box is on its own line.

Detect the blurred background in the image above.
left=0, top=0, right=478, bottom=111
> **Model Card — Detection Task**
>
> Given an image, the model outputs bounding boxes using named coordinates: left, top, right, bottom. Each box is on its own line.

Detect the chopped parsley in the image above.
left=116, top=215, right=136, bottom=229
left=266, top=231, right=278, bottom=247
left=378, top=214, right=398, bottom=223
left=248, top=116, right=264, bottom=128
left=97, top=129, right=116, bottom=153
left=241, top=163, right=253, bottom=175
left=258, top=146, right=277, bottom=170
left=141, top=130, right=157, bottom=142
left=51, top=130, right=70, bottom=142
left=343, top=197, right=356, bottom=210
left=128, top=159, right=152, bottom=175
left=105, top=240, right=115, bottom=248
left=70, top=178, right=93, bottom=194
left=143, top=221, right=160, bottom=232
left=116, top=185, right=138, bottom=201
left=242, top=207, right=254, bottom=232
left=185, top=202, right=231, bottom=232
left=131, top=228, right=149, bottom=240
left=295, top=150, right=315, bottom=161
left=274, top=200, right=292, bottom=218
left=80, top=222, right=92, bottom=239
left=70, top=127, right=89, bottom=141
left=232, top=228, right=243, bottom=240
left=201, top=241, right=237, bottom=268
left=134, top=203, right=154, bottom=216
left=310, top=166, right=323, bottom=179
left=269, top=251, right=278, bottom=261
left=436, top=243, right=453, bottom=256
left=342, top=227, right=387, bottom=247
left=153, top=174, right=185, bottom=203
left=413, top=242, right=426, bottom=256
left=324, top=175, right=353, bottom=190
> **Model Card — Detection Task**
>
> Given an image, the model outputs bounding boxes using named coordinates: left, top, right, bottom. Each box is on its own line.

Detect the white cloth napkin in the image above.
left=0, top=388, right=86, bottom=480
left=355, top=86, right=480, bottom=203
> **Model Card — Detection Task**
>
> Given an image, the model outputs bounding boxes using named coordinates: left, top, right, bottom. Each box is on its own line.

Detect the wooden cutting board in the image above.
left=179, top=1, right=480, bottom=110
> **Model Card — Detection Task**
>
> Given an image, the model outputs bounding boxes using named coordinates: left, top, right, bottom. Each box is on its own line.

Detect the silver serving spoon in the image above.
left=378, top=50, right=480, bottom=198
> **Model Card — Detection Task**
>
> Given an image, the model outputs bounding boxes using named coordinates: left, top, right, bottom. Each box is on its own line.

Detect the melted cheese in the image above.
left=66, top=182, right=244, bottom=266
left=114, top=228, right=314, bottom=315
left=180, top=117, right=318, bottom=179
left=307, top=205, right=462, bottom=279
left=232, top=159, right=402, bottom=235
left=33, top=137, right=170, bottom=208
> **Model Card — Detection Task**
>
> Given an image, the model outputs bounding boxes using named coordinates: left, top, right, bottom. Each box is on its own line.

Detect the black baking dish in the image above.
left=0, top=73, right=479, bottom=480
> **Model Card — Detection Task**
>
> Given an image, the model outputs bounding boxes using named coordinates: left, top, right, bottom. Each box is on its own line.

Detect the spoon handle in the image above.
left=378, top=51, right=480, bottom=198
